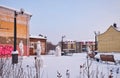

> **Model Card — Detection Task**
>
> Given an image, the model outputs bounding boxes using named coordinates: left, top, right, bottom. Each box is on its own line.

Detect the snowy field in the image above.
left=20, top=53, right=120, bottom=78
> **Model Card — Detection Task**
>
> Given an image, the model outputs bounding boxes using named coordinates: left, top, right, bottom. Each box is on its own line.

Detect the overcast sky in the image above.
left=1, top=0, right=120, bottom=44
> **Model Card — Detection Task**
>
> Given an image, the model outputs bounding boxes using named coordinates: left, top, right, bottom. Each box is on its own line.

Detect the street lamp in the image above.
left=94, top=31, right=100, bottom=51
left=61, top=35, right=65, bottom=52
left=12, top=9, right=24, bottom=64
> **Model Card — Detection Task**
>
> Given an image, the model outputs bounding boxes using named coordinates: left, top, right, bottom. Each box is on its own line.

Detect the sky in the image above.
left=1, top=0, right=120, bottom=44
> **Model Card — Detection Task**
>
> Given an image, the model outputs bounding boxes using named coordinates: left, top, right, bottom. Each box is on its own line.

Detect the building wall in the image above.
left=85, top=41, right=95, bottom=52
left=30, top=37, right=47, bottom=55
left=62, top=41, right=95, bottom=53
left=63, top=41, right=76, bottom=53
left=98, top=26, right=120, bottom=52
left=0, top=6, right=31, bottom=56
left=76, top=42, right=82, bottom=52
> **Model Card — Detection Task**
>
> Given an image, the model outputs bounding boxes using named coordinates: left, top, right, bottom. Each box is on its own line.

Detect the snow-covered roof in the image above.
left=114, top=26, right=120, bottom=31
left=30, top=35, right=47, bottom=39
left=98, top=25, right=120, bottom=36
left=65, top=39, right=76, bottom=42
left=0, top=5, right=32, bottom=16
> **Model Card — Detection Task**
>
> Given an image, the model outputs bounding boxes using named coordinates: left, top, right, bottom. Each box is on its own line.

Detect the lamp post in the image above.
left=61, top=35, right=65, bottom=52
left=12, top=9, right=24, bottom=64
left=94, top=31, right=99, bottom=51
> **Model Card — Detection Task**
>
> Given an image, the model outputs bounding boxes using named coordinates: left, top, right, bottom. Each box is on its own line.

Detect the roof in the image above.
left=30, top=35, right=47, bottom=39
left=0, top=5, right=32, bottom=16
left=99, top=25, right=120, bottom=36
left=114, top=26, right=120, bottom=31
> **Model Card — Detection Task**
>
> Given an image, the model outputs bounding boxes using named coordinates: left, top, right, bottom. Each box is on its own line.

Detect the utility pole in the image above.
left=61, top=35, right=65, bottom=52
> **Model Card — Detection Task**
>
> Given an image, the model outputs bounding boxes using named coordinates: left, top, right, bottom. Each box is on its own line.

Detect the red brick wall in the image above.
left=30, top=38, right=47, bottom=55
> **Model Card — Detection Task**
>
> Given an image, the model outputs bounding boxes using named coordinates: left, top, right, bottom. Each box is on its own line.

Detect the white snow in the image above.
left=95, top=52, right=120, bottom=61
left=30, top=35, right=47, bottom=39
left=20, top=53, right=120, bottom=78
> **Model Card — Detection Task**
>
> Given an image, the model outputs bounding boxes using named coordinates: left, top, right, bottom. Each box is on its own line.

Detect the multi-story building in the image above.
left=61, top=40, right=95, bottom=53
left=98, top=24, right=120, bottom=52
left=63, top=40, right=76, bottom=53
left=0, top=5, right=32, bottom=56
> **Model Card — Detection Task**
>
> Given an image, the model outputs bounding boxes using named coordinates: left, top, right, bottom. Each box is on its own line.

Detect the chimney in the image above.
left=113, top=23, right=117, bottom=28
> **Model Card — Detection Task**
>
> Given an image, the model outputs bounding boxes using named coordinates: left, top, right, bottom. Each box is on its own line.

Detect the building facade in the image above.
left=29, top=35, right=47, bottom=55
left=63, top=40, right=77, bottom=53
left=98, top=24, right=120, bottom=52
left=0, top=5, right=32, bottom=56
left=61, top=40, right=95, bottom=53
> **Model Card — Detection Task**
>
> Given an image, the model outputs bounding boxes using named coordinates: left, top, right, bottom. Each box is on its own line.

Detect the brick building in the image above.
left=98, top=24, right=120, bottom=52
left=0, top=5, right=32, bottom=56
left=29, top=35, right=47, bottom=55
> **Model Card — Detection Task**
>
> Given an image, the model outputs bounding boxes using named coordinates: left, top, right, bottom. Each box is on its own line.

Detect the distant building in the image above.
left=29, top=35, right=47, bottom=55
left=0, top=5, right=32, bottom=56
left=60, top=40, right=95, bottom=53
left=98, top=24, right=120, bottom=52
left=63, top=40, right=76, bottom=53
left=79, top=41, right=95, bottom=52
left=76, top=42, right=83, bottom=52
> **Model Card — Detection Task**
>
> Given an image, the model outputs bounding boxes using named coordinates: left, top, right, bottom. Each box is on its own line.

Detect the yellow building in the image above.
left=98, top=24, right=120, bottom=52
left=63, top=40, right=76, bottom=53
left=0, top=5, right=32, bottom=56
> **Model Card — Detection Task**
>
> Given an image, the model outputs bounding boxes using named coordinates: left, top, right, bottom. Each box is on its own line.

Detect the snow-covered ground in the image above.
left=20, top=53, right=120, bottom=78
